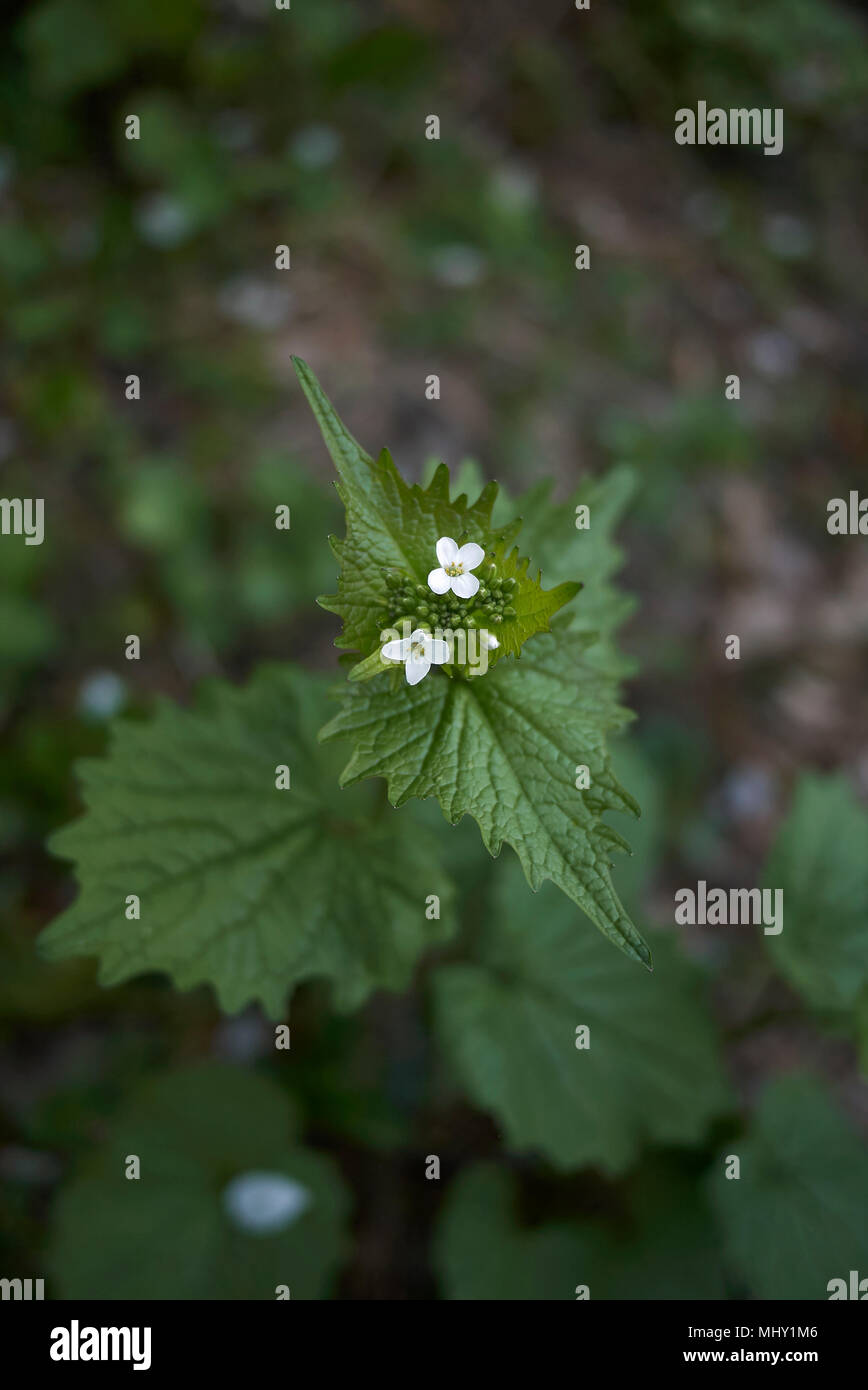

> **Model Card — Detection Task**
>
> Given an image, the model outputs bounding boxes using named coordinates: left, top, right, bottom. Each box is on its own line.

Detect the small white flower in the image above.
left=428, top=537, right=485, bottom=599
left=482, top=632, right=499, bottom=650
left=382, top=628, right=450, bottom=686
left=221, top=1171, right=311, bottom=1235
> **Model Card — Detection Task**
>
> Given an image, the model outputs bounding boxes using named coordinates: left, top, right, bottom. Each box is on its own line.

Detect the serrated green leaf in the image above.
left=492, top=466, right=636, bottom=664
left=432, top=860, right=730, bottom=1171
left=322, top=627, right=650, bottom=966
left=764, top=773, right=868, bottom=1016
left=707, top=1075, right=868, bottom=1300
left=293, top=357, right=575, bottom=660
left=607, top=738, right=664, bottom=915
left=485, top=537, right=580, bottom=658
left=297, top=360, right=644, bottom=964
left=40, top=665, right=454, bottom=1016
left=434, top=1163, right=591, bottom=1300
left=48, top=1064, right=349, bottom=1299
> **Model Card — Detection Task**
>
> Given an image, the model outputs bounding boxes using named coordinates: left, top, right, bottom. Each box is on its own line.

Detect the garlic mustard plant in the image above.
left=294, top=358, right=649, bottom=969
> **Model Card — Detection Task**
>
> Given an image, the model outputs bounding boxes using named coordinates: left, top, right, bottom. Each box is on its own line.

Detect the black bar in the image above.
left=3, top=1300, right=863, bottom=1374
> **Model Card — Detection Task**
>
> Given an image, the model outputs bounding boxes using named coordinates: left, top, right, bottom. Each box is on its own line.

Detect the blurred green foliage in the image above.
left=48, top=1064, right=349, bottom=1299
left=433, top=859, right=731, bottom=1173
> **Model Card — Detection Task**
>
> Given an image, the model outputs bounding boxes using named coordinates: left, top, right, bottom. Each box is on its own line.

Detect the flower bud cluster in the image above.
left=380, top=563, right=516, bottom=630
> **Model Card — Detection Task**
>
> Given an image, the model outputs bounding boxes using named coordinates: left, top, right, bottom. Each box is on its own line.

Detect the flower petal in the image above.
left=483, top=632, right=499, bottom=650
left=456, top=541, right=484, bottom=571
left=405, top=654, right=431, bottom=686
left=451, top=571, right=480, bottom=599
left=427, top=638, right=451, bottom=665
left=435, top=536, right=459, bottom=566
left=427, top=567, right=451, bottom=594
left=381, top=638, right=409, bottom=662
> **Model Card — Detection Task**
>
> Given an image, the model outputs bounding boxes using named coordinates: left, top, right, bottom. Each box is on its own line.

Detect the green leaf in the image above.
left=298, top=359, right=644, bottom=964
left=607, top=737, right=664, bottom=915
left=432, top=861, right=730, bottom=1171
left=492, top=466, right=636, bottom=664
left=434, top=1163, right=591, bottom=1300
left=435, top=1162, right=727, bottom=1301
left=322, top=628, right=650, bottom=966
left=40, top=665, right=454, bottom=1016
left=347, top=645, right=394, bottom=683
left=707, top=1075, right=868, bottom=1300
left=763, top=773, right=868, bottom=1016
left=588, top=1165, right=728, bottom=1300
left=485, top=537, right=580, bottom=660
left=293, top=357, right=575, bottom=660
left=48, top=1064, right=349, bottom=1299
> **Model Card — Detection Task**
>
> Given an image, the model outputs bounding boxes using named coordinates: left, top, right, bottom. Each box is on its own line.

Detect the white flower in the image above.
left=428, top=537, right=485, bottom=598
left=221, top=1171, right=311, bottom=1235
left=482, top=633, right=499, bottom=650
left=382, top=628, right=451, bottom=686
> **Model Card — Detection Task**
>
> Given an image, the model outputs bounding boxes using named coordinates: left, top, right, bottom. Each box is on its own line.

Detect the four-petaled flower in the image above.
left=428, top=537, right=485, bottom=599
left=382, top=628, right=451, bottom=686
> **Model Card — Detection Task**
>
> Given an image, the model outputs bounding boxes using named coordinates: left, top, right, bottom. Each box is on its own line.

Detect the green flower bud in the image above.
left=503, top=605, right=516, bottom=618
left=479, top=586, right=490, bottom=600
